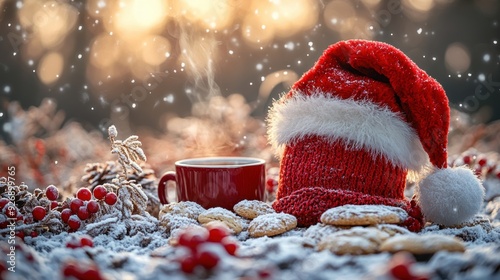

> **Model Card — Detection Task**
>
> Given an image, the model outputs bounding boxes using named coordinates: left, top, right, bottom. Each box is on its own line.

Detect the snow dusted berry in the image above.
left=221, top=237, right=238, bottom=256
left=61, top=208, right=72, bottom=223
left=0, top=198, right=9, bottom=210
left=4, top=204, right=17, bottom=219
left=70, top=198, right=84, bottom=213
left=180, top=255, right=197, bottom=274
left=45, top=185, right=59, bottom=201
left=477, top=158, right=487, bottom=167
left=93, top=185, right=108, bottom=200
left=62, top=259, right=104, bottom=280
left=197, top=250, right=219, bottom=269
left=76, top=188, right=92, bottom=201
left=462, top=155, right=472, bottom=165
left=67, top=215, right=81, bottom=231
left=104, top=192, right=117, bottom=205
left=207, top=226, right=229, bottom=243
left=86, top=200, right=100, bottom=214
left=32, top=206, right=46, bottom=221
left=62, top=261, right=80, bottom=278
left=15, top=231, right=25, bottom=240
left=77, top=206, right=90, bottom=221
left=50, top=201, right=59, bottom=210
left=66, top=235, right=94, bottom=249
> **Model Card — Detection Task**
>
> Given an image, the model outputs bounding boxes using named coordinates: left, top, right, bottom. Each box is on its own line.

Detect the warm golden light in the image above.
left=404, top=0, right=435, bottom=12
left=141, top=35, right=171, bottom=66
left=90, top=34, right=121, bottom=68
left=324, top=0, right=356, bottom=32
left=113, top=0, right=168, bottom=39
left=174, top=0, right=235, bottom=30
left=445, top=42, right=471, bottom=74
left=242, top=0, right=318, bottom=47
left=37, top=52, right=64, bottom=85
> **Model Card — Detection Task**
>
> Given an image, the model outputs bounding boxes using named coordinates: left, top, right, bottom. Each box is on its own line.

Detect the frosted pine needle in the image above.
left=108, top=125, right=147, bottom=179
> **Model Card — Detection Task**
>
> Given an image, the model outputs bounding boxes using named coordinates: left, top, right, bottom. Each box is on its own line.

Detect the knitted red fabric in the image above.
left=276, top=135, right=407, bottom=200
left=272, top=187, right=424, bottom=232
left=268, top=39, right=449, bottom=232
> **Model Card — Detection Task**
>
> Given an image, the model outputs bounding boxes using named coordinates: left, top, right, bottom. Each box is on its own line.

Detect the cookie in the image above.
left=233, top=200, right=275, bottom=219
left=198, top=207, right=243, bottom=234
left=379, top=234, right=466, bottom=254
left=376, top=224, right=413, bottom=236
left=317, top=235, right=378, bottom=255
left=303, top=224, right=346, bottom=244
left=316, top=226, right=391, bottom=255
left=159, top=213, right=199, bottom=234
left=320, top=204, right=408, bottom=226
left=159, top=201, right=206, bottom=220
left=248, top=213, right=297, bottom=237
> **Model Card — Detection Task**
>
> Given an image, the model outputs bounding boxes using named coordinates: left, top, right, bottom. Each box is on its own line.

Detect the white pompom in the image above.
left=416, top=166, right=484, bottom=226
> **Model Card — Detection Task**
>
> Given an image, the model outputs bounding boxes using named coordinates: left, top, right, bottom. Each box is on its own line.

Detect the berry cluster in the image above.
left=450, top=150, right=500, bottom=180
left=265, top=167, right=280, bottom=201
left=388, top=252, right=429, bottom=280
left=0, top=182, right=119, bottom=237
left=62, top=259, right=105, bottom=280
left=0, top=184, right=60, bottom=238
left=62, top=186, right=117, bottom=231
left=175, top=226, right=239, bottom=274
left=66, top=235, right=94, bottom=249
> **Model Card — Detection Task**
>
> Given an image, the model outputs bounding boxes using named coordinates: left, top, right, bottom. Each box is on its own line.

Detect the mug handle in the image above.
left=158, top=171, right=176, bottom=204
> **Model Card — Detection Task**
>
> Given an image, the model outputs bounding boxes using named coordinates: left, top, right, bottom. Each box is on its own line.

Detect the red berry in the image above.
left=221, top=237, right=238, bottom=256
left=62, top=262, right=80, bottom=277
left=0, top=220, right=8, bottom=229
left=45, top=185, right=59, bottom=201
left=207, top=226, right=229, bottom=243
left=104, top=192, right=117, bottom=205
left=30, top=231, right=38, bottom=238
left=32, top=206, right=46, bottom=221
left=180, top=255, right=197, bottom=274
left=67, top=215, right=81, bottom=231
left=61, top=208, right=72, bottom=223
left=81, top=268, right=103, bottom=280
left=76, top=188, right=92, bottom=201
left=496, top=171, right=500, bottom=180
left=390, top=263, right=412, bottom=279
left=70, top=198, right=84, bottom=213
left=462, top=155, right=472, bottom=165
left=50, top=201, right=59, bottom=209
left=93, top=185, right=108, bottom=200
left=197, top=250, right=219, bottom=269
left=179, top=231, right=208, bottom=251
left=4, top=204, right=17, bottom=218
left=80, top=236, right=94, bottom=247
left=0, top=198, right=9, bottom=210
left=86, top=200, right=100, bottom=214
left=477, top=158, right=487, bottom=167
left=77, top=206, right=90, bottom=220
left=266, top=178, right=277, bottom=192
left=16, top=231, right=25, bottom=240
left=16, top=213, right=23, bottom=221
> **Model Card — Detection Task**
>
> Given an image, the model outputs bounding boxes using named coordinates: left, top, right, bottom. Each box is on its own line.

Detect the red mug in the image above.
left=158, top=157, right=266, bottom=210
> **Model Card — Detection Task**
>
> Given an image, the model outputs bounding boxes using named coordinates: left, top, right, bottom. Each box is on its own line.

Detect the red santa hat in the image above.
left=267, top=39, right=484, bottom=231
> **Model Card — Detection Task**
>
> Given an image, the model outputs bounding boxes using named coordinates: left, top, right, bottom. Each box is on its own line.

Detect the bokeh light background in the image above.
left=0, top=0, right=499, bottom=139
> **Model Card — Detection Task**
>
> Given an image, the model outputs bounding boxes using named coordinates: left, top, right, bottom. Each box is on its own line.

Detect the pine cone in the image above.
left=0, top=181, right=34, bottom=209
left=81, top=161, right=122, bottom=189
left=126, top=163, right=156, bottom=190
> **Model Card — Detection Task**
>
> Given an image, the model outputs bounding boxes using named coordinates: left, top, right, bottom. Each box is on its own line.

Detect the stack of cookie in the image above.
left=159, top=200, right=299, bottom=241
left=308, top=204, right=466, bottom=257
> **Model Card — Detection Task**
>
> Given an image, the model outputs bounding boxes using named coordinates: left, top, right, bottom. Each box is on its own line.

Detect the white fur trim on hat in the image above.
left=266, top=92, right=429, bottom=171
left=416, top=166, right=484, bottom=226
